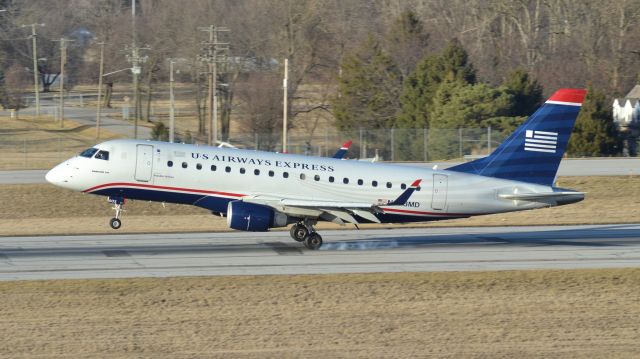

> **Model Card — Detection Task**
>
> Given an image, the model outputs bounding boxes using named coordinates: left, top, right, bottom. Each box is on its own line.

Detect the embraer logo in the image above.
left=524, top=130, right=558, bottom=153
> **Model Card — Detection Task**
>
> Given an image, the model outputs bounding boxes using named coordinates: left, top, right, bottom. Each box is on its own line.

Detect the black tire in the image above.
left=290, top=224, right=308, bottom=242
left=304, top=233, right=323, bottom=250
left=109, top=218, right=122, bottom=230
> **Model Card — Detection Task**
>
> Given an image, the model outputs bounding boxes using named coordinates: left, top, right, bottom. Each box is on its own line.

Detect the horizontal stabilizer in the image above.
left=499, top=191, right=585, bottom=201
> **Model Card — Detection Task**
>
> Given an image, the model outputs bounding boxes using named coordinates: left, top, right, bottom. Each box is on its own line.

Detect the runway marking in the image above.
left=2, top=256, right=640, bottom=275
left=102, top=250, right=131, bottom=257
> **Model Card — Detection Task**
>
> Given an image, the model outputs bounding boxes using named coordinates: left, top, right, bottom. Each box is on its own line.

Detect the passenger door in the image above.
left=431, top=174, right=448, bottom=210
left=135, top=144, right=154, bottom=182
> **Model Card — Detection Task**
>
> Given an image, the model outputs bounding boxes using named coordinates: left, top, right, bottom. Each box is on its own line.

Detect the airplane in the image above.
left=332, top=140, right=352, bottom=159
left=46, top=88, right=587, bottom=250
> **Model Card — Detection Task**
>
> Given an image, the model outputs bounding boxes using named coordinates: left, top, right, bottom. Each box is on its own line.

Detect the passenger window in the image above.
left=401, top=183, right=407, bottom=190
left=254, top=169, right=260, bottom=175
left=167, top=161, right=173, bottom=167
left=196, top=163, right=202, bottom=170
left=225, top=166, right=231, bottom=173
left=300, top=173, right=306, bottom=180
left=314, top=174, right=320, bottom=181
left=343, top=178, right=349, bottom=184
left=182, top=162, right=188, bottom=169
left=372, top=180, right=378, bottom=187
left=240, top=168, right=246, bottom=174
left=283, top=172, right=289, bottom=178
left=386, top=182, right=392, bottom=188
left=79, top=148, right=98, bottom=158
left=95, top=150, right=109, bottom=160
left=211, top=165, right=217, bottom=171
left=329, top=176, right=335, bottom=183
left=269, top=170, right=275, bottom=177
left=357, top=179, right=363, bottom=185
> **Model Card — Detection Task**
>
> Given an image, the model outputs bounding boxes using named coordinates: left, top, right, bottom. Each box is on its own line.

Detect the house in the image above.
left=613, top=84, right=640, bottom=156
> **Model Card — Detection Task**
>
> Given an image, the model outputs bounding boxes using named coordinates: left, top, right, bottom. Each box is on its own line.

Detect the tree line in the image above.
left=0, top=0, right=634, bottom=156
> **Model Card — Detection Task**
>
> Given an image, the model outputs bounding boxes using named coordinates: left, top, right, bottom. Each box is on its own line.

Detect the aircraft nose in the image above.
left=45, top=167, right=59, bottom=184
left=45, top=164, right=66, bottom=185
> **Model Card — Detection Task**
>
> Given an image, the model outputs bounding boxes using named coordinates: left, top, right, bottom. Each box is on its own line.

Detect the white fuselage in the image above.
left=46, top=139, right=560, bottom=224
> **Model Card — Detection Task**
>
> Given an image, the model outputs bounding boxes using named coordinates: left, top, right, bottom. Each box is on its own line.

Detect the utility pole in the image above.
left=169, top=60, right=175, bottom=143
left=283, top=58, right=288, bottom=153
left=198, top=26, right=229, bottom=146
left=125, top=0, right=147, bottom=139
left=95, top=41, right=105, bottom=139
left=21, top=23, right=45, bottom=119
left=53, top=37, right=75, bottom=128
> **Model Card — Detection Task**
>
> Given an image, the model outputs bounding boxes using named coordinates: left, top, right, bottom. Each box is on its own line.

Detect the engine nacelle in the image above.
left=226, top=201, right=288, bottom=232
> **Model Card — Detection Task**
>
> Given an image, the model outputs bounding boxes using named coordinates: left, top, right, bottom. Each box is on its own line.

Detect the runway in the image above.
left=1, top=224, right=639, bottom=281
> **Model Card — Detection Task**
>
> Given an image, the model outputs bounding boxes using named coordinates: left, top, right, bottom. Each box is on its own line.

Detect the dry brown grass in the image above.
left=0, top=115, right=122, bottom=170
left=0, top=176, right=637, bottom=236
left=0, top=269, right=638, bottom=358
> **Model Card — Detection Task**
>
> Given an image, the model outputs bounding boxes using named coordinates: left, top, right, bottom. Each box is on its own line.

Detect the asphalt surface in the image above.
left=0, top=98, right=152, bottom=138
left=0, top=224, right=639, bottom=281
left=2, top=158, right=637, bottom=185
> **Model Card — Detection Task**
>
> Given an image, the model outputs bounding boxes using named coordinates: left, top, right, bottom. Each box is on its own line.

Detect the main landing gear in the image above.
left=108, top=196, right=125, bottom=230
left=290, top=221, right=323, bottom=250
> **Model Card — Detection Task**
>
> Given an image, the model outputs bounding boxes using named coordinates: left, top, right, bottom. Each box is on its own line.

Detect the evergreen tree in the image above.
left=332, top=37, right=402, bottom=159
left=151, top=122, right=169, bottom=142
left=426, top=82, right=513, bottom=159
left=502, top=68, right=543, bottom=116
left=397, top=39, right=476, bottom=129
left=568, top=86, right=621, bottom=156
left=385, top=9, right=429, bottom=78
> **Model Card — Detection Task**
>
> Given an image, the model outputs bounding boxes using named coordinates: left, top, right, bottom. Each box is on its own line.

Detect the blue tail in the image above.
left=332, top=140, right=352, bottom=159
left=448, top=88, right=586, bottom=186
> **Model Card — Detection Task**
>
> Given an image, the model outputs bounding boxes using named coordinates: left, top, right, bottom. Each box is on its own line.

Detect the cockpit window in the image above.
left=95, top=150, right=109, bottom=161
left=79, top=148, right=98, bottom=158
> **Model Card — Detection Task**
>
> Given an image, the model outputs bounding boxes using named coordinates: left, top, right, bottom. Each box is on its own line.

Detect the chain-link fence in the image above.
left=229, top=127, right=510, bottom=162
left=0, top=126, right=511, bottom=170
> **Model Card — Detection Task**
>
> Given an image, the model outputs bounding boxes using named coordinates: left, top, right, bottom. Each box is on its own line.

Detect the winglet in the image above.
left=387, top=179, right=422, bottom=206
left=332, top=140, right=353, bottom=159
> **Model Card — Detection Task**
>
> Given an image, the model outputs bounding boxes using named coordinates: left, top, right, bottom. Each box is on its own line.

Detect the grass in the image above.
left=0, top=115, right=121, bottom=170
left=0, top=268, right=638, bottom=358
left=0, top=176, right=637, bottom=236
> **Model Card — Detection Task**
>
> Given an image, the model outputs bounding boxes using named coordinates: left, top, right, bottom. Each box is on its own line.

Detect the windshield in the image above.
left=79, top=148, right=98, bottom=158
left=95, top=150, right=109, bottom=161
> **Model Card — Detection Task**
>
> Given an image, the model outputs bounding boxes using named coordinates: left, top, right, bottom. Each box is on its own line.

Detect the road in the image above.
left=0, top=98, right=152, bottom=138
left=2, top=158, right=637, bottom=185
left=418, top=157, right=640, bottom=176
left=0, top=224, right=639, bottom=281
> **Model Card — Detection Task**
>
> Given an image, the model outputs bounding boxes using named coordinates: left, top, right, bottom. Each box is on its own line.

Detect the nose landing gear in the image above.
left=108, top=196, right=125, bottom=230
left=289, top=221, right=323, bottom=250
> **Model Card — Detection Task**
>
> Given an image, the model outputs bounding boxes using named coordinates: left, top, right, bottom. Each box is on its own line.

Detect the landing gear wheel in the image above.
left=304, top=232, right=323, bottom=250
left=290, top=224, right=308, bottom=242
left=109, top=218, right=122, bottom=230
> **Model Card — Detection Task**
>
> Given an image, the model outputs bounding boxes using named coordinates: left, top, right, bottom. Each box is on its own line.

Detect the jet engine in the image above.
left=226, top=201, right=289, bottom=231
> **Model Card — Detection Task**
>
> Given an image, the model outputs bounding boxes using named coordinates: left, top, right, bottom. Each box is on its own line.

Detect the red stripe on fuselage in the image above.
left=382, top=207, right=470, bottom=217
left=83, top=182, right=246, bottom=198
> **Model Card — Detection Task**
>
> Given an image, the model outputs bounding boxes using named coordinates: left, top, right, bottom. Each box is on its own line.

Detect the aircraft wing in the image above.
left=243, top=195, right=381, bottom=224
left=241, top=179, right=422, bottom=225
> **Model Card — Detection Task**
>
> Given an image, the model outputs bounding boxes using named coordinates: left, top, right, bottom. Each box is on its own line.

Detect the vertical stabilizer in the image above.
left=448, top=88, right=586, bottom=186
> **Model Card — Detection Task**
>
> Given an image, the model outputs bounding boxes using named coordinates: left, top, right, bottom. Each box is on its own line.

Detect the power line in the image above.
left=20, top=23, right=45, bottom=119
left=52, top=37, right=75, bottom=128
left=198, top=25, right=229, bottom=146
